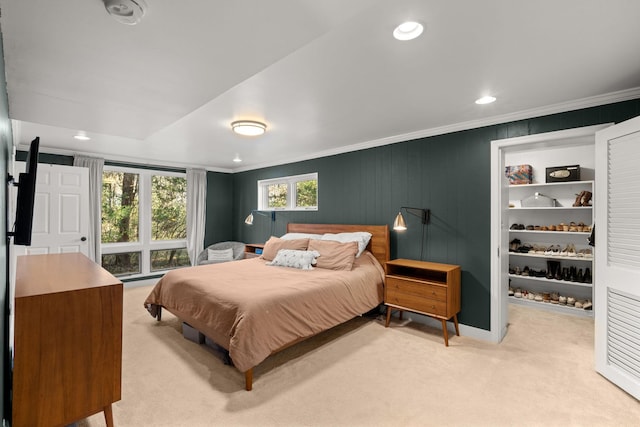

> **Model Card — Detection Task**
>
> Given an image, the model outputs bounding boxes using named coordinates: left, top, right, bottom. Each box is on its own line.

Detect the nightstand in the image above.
left=384, top=258, right=461, bottom=346
left=244, top=243, right=265, bottom=259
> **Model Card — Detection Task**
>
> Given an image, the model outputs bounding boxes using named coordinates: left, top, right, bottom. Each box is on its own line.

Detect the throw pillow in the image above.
left=208, top=248, right=234, bottom=262
left=266, top=249, right=320, bottom=270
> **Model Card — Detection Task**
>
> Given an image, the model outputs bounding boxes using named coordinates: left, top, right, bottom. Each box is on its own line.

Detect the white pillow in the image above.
left=266, top=249, right=320, bottom=270
left=320, top=232, right=372, bottom=258
left=280, top=232, right=323, bottom=241
left=208, top=248, right=234, bottom=262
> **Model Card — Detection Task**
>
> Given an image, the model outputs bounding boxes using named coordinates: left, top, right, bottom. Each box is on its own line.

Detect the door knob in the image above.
left=81, top=237, right=87, bottom=241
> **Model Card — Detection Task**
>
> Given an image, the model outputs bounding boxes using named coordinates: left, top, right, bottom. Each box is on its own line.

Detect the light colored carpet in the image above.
left=80, top=285, right=639, bottom=427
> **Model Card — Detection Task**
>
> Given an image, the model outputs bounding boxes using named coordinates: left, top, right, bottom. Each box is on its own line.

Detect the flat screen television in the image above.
left=11, top=137, right=40, bottom=246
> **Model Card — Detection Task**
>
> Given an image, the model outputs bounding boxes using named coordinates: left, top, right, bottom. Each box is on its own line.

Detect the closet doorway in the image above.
left=489, top=124, right=609, bottom=343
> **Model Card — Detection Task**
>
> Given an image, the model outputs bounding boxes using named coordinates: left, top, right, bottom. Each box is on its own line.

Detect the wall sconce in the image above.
left=245, top=210, right=276, bottom=237
left=393, top=207, right=430, bottom=260
left=393, top=207, right=430, bottom=230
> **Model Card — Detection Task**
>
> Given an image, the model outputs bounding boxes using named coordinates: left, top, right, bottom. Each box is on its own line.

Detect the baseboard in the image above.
left=123, top=277, right=160, bottom=288
left=394, top=311, right=495, bottom=343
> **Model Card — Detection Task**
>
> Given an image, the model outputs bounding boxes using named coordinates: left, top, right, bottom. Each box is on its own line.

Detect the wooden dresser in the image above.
left=384, top=258, right=461, bottom=346
left=13, top=253, right=123, bottom=427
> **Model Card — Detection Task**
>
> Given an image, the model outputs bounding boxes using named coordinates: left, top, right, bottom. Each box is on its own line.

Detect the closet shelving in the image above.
left=508, top=180, right=594, bottom=317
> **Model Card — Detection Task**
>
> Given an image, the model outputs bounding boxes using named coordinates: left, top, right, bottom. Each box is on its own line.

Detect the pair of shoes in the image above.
left=576, top=248, right=593, bottom=258
left=510, top=223, right=525, bottom=230
left=509, top=238, right=521, bottom=252
left=573, top=191, right=593, bottom=207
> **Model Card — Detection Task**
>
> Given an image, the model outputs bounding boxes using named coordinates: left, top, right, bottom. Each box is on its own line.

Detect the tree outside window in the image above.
left=101, top=167, right=189, bottom=277
left=258, top=173, right=318, bottom=211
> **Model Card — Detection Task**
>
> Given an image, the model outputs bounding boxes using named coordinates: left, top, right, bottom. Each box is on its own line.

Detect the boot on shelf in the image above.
left=573, top=190, right=586, bottom=207
left=581, top=191, right=593, bottom=207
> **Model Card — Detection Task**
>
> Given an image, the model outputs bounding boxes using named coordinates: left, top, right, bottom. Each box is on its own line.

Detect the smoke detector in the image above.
left=102, top=0, right=148, bottom=25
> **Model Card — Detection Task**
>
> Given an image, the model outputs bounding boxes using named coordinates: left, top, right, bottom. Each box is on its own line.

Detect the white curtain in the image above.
left=187, top=168, right=207, bottom=265
left=73, top=155, right=104, bottom=263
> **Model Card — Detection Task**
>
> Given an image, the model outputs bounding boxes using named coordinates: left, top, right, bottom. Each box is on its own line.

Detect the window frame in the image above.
left=257, top=172, right=318, bottom=211
left=101, top=165, right=187, bottom=278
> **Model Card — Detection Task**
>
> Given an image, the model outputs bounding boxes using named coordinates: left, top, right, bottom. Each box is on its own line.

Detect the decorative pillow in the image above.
left=320, top=232, right=372, bottom=258
left=266, top=249, right=320, bottom=270
left=279, top=232, right=323, bottom=241
left=261, top=236, right=309, bottom=261
left=308, top=239, right=358, bottom=271
left=208, top=248, right=234, bottom=262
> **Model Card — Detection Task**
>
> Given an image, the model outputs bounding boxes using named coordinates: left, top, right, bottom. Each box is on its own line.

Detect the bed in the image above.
left=144, top=223, right=390, bottom=390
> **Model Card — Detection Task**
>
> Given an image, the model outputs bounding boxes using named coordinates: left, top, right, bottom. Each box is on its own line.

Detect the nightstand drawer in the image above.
left=386, top=288, right=447, bottom=317
left=386, top=277, right=447, bottom=301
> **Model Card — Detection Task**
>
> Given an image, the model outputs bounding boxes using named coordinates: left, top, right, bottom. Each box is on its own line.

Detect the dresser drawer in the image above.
left=386, top=287, right=448, bottom=317
left=386, top=277, right=447, bottom=301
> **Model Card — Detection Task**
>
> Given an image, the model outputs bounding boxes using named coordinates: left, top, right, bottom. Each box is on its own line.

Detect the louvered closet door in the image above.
left=594, top=115, right=640, bottom=400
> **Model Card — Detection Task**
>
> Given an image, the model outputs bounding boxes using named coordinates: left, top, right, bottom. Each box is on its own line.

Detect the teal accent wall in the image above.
left=1, top=28, right=12, bottom=425
left=204, top=171, right=234, bottom=246
left=228, top=98, right=640, bottom=331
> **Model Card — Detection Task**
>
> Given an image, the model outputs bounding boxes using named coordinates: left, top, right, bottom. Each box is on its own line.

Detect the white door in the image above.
left=594, top=115, right=640, bottom=400
left=12, top=163, right=90, bottom=256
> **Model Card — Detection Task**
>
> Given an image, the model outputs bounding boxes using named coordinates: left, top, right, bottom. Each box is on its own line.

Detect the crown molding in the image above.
left=232, top=87, right=640, bottom=172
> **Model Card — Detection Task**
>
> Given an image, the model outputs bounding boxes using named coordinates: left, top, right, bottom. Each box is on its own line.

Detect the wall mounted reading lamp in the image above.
left=245, top=210, right=276, bottom=237
left=393, top=207, right=430, bottom=230
left=244, top=210, right=276, bottom=225
left=393, top=207, right=430, bottom=260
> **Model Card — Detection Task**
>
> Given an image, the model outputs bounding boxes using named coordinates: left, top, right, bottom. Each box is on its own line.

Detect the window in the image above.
left=258, top=173, right=318, bottom=211
left=101, top=166, right=189, bottom=277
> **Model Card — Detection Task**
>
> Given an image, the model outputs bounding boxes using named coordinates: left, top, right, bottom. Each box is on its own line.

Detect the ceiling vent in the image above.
left=102, top=0, right=147, bottom=25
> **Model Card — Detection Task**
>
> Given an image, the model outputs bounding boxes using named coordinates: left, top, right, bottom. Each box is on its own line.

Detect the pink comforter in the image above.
left=144, top=251, right=385, bottom=372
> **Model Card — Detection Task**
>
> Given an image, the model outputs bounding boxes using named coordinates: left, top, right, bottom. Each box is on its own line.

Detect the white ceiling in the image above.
left=2, top=0, right=640, bottom=172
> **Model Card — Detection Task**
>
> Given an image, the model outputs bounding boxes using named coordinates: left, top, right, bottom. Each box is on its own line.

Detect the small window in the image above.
left=258, top=173, right=318, bottom=211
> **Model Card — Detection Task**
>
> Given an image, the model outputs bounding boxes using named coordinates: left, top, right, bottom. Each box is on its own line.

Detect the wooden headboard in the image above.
left=286, top=223, right=390, bottom=267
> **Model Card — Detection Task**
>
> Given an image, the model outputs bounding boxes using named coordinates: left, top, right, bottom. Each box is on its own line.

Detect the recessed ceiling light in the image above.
left=233, top=154, right=242, bottom=163
left=393, top=21, right=424, bottom=41
left=74, top=131, right=91, bottom=141
left=231, top=120, right=267, bottom=136
left=475, top=96, right=497, bottom=105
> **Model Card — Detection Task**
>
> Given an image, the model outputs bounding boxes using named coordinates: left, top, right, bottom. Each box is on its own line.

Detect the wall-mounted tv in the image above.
left=10, top=137, right=39, bottom=246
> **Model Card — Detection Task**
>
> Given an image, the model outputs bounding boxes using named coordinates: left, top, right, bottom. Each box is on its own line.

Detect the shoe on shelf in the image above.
left=583, top=300, right=593, bottom=310
left=581, top=191, right=593, bottom=207
left=567, top=296, right=576, bottom=306
left=558, top=295, right=567, bottom=305
left=573, top=191, right=586, bottom=207
left=583, top=268, right=592, bottom=283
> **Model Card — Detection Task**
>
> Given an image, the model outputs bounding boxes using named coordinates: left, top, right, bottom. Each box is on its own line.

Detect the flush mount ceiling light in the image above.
left=233, top=154, right=242, bottom=163
left=73, top=131, right=90, bottom=141
left=393, top=21, right=424, bottom=41
left=231, top=120, right=267, bottom=136
left=102, top=0, right=148, bottom=25
left=475, top=95, right=497, bottom=105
